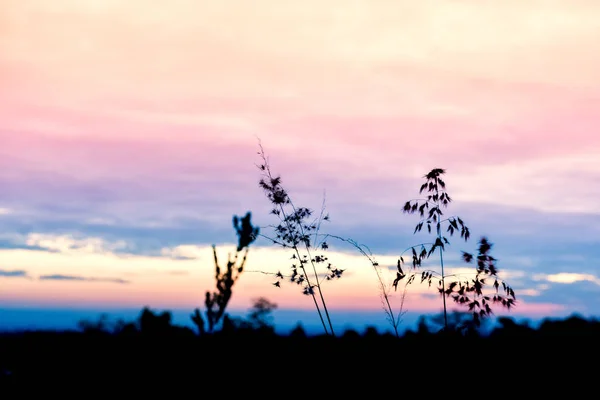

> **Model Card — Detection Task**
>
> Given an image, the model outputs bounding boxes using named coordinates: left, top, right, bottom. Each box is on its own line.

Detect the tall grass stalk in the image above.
left=396, top=168, right=516, bottom=331
left=256, top=142, right=339, bottom=336
left=323, top=235, right=407, bottom=337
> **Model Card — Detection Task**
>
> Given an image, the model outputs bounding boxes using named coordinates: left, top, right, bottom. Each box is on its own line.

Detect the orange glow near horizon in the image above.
left=0, top=244, right=568, bottom=318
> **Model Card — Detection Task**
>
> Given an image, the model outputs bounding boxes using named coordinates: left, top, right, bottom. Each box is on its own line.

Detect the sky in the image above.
left=1, top=0, right=600, bottom=335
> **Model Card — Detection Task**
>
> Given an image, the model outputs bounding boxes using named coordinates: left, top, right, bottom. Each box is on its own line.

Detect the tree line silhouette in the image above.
left=1, top=306, right=598, bottom=387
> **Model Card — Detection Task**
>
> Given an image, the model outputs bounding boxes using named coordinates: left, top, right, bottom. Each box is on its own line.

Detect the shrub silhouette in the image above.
left=245, top=296, right=277, bottom=330
left=217, top=296, right=279, bottom=337
left=139, top=307, right=174, bottom=335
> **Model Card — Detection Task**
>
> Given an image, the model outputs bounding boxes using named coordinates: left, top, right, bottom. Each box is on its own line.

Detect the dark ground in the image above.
left=0, top=312, right=598, bottom=395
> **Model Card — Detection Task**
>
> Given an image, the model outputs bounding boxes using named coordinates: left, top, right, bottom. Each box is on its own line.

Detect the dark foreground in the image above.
left=1, top=314, right=599, bottom=395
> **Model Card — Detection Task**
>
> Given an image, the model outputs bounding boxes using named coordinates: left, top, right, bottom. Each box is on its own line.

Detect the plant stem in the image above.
left=323, top=235, right=397, bottom=336
left=376, top=266, right=400, bottom=337
left=278, top=203, right=332, bottom=336
left=293, top=244, right=332, bottom=336
left=289, top=202, right=335, bottom=337
left=257, top=142, right=334, bottom=336
left=436, top=218, right=448, bottom=331
left=431, top=180, right=449, bottom=331
left=306, top=244, right=335, bottom=336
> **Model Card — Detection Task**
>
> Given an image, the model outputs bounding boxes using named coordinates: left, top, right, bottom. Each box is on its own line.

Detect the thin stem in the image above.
left=312, top=191, right=327, bottom=249
left=378, top=265, right=401, bottom=338
left=256, top=143, right=333, bottom=336
left=399, top=242, right=435, bottom=256
left=288, top=201, right=335, bottom=337
left=423, top=177, right=450, bottom=332
left=323, top=234, right=399, bottom=337
left=278, top=204, right=332, bottom=336
left=435, top=205, right=448, bottom=331
left=360, top=248, right=399, bottom=337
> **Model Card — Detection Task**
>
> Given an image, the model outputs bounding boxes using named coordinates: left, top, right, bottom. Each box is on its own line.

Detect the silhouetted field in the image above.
left=0, top=309, right=598, bottom=392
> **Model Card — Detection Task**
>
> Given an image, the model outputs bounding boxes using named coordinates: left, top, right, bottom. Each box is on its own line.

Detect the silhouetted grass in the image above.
left=255, top=141, right=410, bottom=337
left=253, top=142, right=518, bottom=336
left=399, top=168, right=517, bottom=331
left=256, top=141, right=342, bottom=336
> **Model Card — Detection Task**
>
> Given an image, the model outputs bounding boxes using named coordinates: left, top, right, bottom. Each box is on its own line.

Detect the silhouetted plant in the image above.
left=396, top=168, right=516, bottom=330
left=255, top=140, right=411, bottom=337
left=256, top=142, right=342, bottom=336
left=321, top=235, right=408, bottom=338
left=191, top=211, right=259, bottom=335
left=459, top=236, right=516, bottom=324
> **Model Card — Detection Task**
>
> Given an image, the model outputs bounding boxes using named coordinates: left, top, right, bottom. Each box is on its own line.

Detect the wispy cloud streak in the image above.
left=38, top=274, right=129, bottom=284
